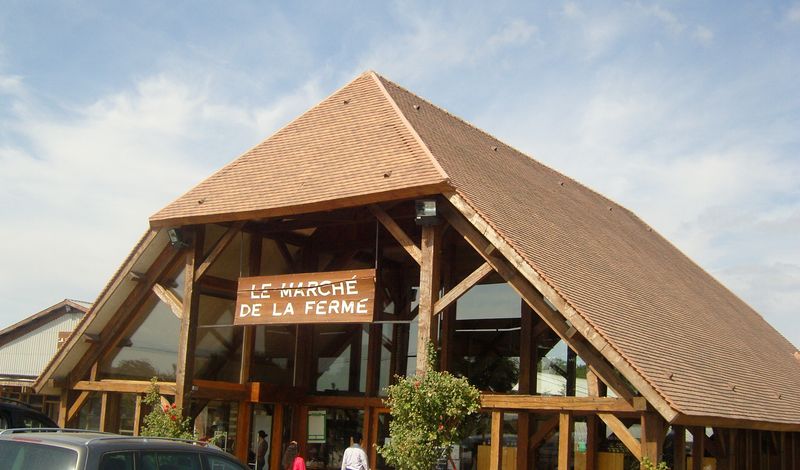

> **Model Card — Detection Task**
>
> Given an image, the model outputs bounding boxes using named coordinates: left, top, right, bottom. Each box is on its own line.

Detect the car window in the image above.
left=141, top=451, right=202, bottom=470
left=206, top=454, right=248, bottom=470
left=0, top=411, right=10, bottom=430
left=100, top=451, right=135, bottom=470
left=0, top=440, right=78, bottom=470
left=20, top=413, right=53, bottom=428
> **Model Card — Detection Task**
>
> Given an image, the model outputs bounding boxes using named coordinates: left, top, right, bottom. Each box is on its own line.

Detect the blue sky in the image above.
left=1, top=1, right=798, bottom=347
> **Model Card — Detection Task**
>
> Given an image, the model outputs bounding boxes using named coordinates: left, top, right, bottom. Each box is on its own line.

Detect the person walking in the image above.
left=340, top=433, right=369, bottom=470
left=283, top=440, right=306, bottom=470
left=256, top=430, right=269, bottom=470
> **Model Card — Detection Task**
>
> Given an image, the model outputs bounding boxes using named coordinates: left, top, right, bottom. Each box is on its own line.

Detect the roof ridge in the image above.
left=368, top=72, right=451, bottom=185
left=150, top=72, right=377, bottom=224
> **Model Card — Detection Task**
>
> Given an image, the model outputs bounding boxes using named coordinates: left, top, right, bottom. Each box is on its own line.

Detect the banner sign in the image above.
left=234, top=268, right=376, bottom=325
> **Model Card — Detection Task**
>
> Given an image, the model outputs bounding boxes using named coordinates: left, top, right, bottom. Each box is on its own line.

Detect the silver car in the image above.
left=0, top=429, right=249, bottom=470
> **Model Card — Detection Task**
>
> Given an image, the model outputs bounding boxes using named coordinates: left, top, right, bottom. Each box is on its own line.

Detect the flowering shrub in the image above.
left=140, top=378, right=195, bottom=440
left=377, top=343, right=481, bottom=470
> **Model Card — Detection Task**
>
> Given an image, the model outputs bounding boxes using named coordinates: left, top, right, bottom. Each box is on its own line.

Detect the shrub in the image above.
left=140, top=378, right=195, bottom=440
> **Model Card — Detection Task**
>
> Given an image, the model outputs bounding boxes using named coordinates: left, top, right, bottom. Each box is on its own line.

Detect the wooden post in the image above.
left=690, top=427, right=704, bottom=470
left=270, top=405, right=284, bottom=470
left=416, top=225, right=441, bottom=375
left=99, top=392, right=120, bottom=433
left=235, top=400, right=252, bottom=463
left=297, top=405, right=308, bottom=457
left=673, top=426, right=687, bottom=470
left=490, top=411, right=503, bottom=470
left=366, top=324, right=382, bottom=396
left=558, top=412, right=574, bottom=470
left=58, top=388, right=69, bottom=428
left=586, top=415, right=598, bottom=470
left=175, top=226, right=203, bottom=411
left=566, top=348, right=577, bottom=397
left=518, top=302, right=537, bottom=470
left=641, top=413, right=665, bottom=468
left=240, top=233, right=262, bottom=385
left=133, top=395, right=143, bottom=436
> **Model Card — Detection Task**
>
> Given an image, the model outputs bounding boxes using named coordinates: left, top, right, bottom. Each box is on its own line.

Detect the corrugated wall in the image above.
left=0, top=312, right=83, bottom=377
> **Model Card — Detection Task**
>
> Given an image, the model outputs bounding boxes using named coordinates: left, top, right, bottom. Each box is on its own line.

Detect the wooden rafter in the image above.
left=194, top=221, right=245, bottom=282
left=67, top=391, right=91, bottom=423
left=446, top=193, right=677, bottom=421
left=152, top=283, right=183, bottom=318
left=434, top=261, right=493, bottom=315
left=598, top=413, right=641, bottom=460
left=439, top=199, right=636, bottom=403
left=369, top=204, right=422, bottom=265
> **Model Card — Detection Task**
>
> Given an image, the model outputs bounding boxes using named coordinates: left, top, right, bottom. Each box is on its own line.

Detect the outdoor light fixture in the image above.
left=415, top=199, right=440, bottom=226
left=167, top=228, right=188, bottom=248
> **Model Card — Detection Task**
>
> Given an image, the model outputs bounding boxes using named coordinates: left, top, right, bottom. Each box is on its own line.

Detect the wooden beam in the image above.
left=434, top=261, right=493, bottom=315
left=416, top=225, right=441, bottom=374
left=446, top=193, right=677, bottom=419
left=586, top=415, right=598, bottom=470
left=529, top=416, right=559, bottom=450
left=152, top=283, right=183, bottom=318
left=481, top=394, right=645, bottom=412
left=67, top=390, right=91, bottom=423
left=490, top=411, right=503, bottom=470
left=74, top=379, right=176, bottom=395
left=671, top=413, right=800, bottom=433
left=558, top=412, right=574, bottom=470
left=598, top=413, right=641, bottom=460
left=175, top=226, right=203, bottom=411
left=440, top=200, right=636, bottom=403
left=194, top=221, right=245, bottom=282
left=369, top=204, right=422, bottom=265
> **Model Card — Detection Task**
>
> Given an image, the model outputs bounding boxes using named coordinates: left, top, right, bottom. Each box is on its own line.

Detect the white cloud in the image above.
left=787, top=4, right=800, bottom=23
left=693, top=25, right=714, bottom=45
left=0, top=72, right=323, bottom=322
left=487, top=19, right=538, bottom=49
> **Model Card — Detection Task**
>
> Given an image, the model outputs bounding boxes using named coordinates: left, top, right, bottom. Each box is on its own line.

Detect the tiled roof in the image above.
left=150, top=73, right=449, bottom=226
left=150, top=71, right=800, bottom=426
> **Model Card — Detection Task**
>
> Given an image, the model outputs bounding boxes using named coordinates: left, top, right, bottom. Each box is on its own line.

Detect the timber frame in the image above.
left=36, top=195, right=800, bottom=470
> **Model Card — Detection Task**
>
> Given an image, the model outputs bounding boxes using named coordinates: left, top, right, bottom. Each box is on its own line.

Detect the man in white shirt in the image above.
left=340, top=433, right=369, bottom=470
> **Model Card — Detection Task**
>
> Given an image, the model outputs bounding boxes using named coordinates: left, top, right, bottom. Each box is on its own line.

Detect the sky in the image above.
left=0, top=1, right=798, bottom=347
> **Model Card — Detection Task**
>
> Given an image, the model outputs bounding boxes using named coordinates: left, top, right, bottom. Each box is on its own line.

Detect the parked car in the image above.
left=0, top=428, right=249, bottom=470
left=0, top=397, right=58, bottom=429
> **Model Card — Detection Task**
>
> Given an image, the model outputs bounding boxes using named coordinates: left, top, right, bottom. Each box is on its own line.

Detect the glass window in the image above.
left=118, top=394, right=137, bottom=435
left=103, top=300, right=180, bottom=381
left=77, top=393, right=101, bottom=430
left=141, top=452, right=202, bottom=470
left=313, top=325, right=367, bottom=394
left=0, top=441, right=78, bottom=469
left=250, top=325, right=296, bottom=385
left=0, top=411, right=10, bottom=429
left=305, top=408, right=363, bottom=470
left=20, top=413, right=51, bottom=428
left=100, top=451, right=134, bottom=470
left=206, top=454, right=247, bottom=470
left=193, top=400, right=239, bottom=455
left=452, top=284, right=521, bottom=392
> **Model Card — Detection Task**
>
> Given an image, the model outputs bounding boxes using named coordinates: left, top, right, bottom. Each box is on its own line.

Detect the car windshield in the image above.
left=0, top=440, right=78, bottom=470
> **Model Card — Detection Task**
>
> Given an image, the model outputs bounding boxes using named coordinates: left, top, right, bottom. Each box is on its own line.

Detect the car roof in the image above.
left=0, top=429, right=226, bottom=454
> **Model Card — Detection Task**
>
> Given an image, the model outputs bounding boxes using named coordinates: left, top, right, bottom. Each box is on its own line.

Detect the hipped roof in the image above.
left=148, top=71, right=798, bottom=427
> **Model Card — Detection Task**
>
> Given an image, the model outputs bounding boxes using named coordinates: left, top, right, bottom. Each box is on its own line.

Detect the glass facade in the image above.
left=313, top=324, right=368, bottom=394
left=305, top=408, right=364, bottom=470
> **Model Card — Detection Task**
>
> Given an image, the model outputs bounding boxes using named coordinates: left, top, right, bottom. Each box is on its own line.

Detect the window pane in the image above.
left=207, top=454, right=247, bottom=470
left=250, top=325, right=295, bottom=385
left=0, top=441, right=78, bottom=470
left=100, top=452, right=134, bottom=470
left=141, top=451, right=202, bottom=470
left=313, top=325, right=367, bottom=394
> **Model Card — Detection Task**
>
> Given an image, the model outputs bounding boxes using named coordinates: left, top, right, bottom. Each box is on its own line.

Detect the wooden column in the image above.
left=416, top=225, right=441, bottom=375
left=673, top=425, right=687, bottom=470
left=270, top=405, right=284, bottom=470
left=235, top=400, right=252, bottom=463
left=240, top=233, right=262, bottom=384
left=58, top=388, right=69, bottom=427
left=175, top=226, right=203, bottom=411
left=99, top=392, right=120, bottom=433
left=641, top=413, right=665, bottom=468
left=296, top=405, right=308, bottom=457
left=490, top=411, right=503, bottom=470
left=690, top=427, right=705, bottom=470
left=365, top=324, right=382, bottom=396
left=566, top=348, right=577, bottom=397
left=518, top=302, right=537, bottom=470
left=558, top=412, right=574, bottom=470
left=133, top=395, right=143, bottom=436
left=586, top=415, right=598, bottom=470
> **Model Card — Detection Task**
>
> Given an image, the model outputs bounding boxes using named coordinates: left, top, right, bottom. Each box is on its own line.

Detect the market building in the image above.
left=33, top=72, right=800, bottom=469
left=1, top=299, right=89, bottom=421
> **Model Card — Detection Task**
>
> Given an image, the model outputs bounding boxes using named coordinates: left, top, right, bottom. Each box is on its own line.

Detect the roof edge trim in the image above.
left=369, top=72, right=451, bottom=184
left=150, top=182, right=452, bottom=228
left=672, top=412, right=800, bottom=432
left=33, top=228, right=161, bottom=393
left=445, top=191, right=680, bottom=422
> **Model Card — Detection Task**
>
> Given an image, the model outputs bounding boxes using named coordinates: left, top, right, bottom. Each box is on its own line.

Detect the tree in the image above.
left=378, top=343, right=481, bottom=470
left=140, top=378, right=195, bottom=440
